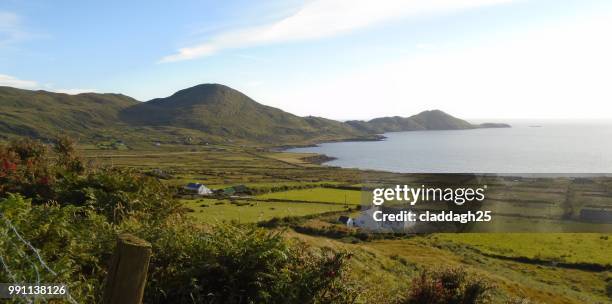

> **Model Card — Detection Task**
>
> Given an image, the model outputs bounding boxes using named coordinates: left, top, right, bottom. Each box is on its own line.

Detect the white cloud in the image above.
left=160, top=0, right=514, bottom=62
left=53, top=88, right=98, bottom=94
left=0, top=73, right=38, bottom=89
left=0, top=74, right=96, bottom=95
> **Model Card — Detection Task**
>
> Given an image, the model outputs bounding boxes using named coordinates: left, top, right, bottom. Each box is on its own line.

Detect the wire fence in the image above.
left=0, top=213, right=79, bottom=304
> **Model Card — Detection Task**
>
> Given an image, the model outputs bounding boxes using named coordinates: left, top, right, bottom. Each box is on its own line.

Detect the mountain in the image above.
left=0, top=84, right=509, bottom=146
left=347, top=110, right=509, bottom=133
left=119, top=84, right=366, bottom=143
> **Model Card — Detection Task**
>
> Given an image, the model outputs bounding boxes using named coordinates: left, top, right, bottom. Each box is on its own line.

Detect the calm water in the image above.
left=288, top=120, right=612, bottom=173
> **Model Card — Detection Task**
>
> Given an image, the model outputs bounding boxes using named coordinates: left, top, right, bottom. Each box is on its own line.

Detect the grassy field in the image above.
left=257, top=187, right=364, bottom=205
left=433, top=233, right=612, bottom=266
left=363, top=237, right=611, bottom=304
left=183, top=199, right=349, bottom=223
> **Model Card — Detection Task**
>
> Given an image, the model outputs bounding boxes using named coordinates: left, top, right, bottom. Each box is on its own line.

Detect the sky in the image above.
left=1, top=0, right=611, bottom=120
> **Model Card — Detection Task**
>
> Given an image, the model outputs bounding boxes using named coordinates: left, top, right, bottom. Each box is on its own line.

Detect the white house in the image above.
left=184, top=183, right=213, bottom=196
left=338, top=216, right=354, bottom=227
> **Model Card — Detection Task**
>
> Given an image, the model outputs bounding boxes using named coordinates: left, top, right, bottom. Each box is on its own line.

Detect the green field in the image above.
left=183, top=199, right=349, bottom=223
left=257, top=187, right=364, bottom=205
left=433, top=233, right=612, bottom=266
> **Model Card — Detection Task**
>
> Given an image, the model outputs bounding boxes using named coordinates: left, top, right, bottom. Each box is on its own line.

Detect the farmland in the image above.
left=256, top=187, right=364, bottom=205
left=434, top=233, right=612, bottom=266
left=80, top=144, right=612, bottom=303
left=183, top=199, right=350, bottom=223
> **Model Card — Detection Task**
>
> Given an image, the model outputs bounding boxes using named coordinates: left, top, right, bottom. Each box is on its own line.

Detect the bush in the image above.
left=401, top=267, right=493, bottom=304
left=55, top=167, right=182, bottom=224
left=0, top=194, right=116, bottom=302
left=0, top=138, right=54, bottom=201
left=0, top=193, right=360, bottom=303
left=143, top=223, right=359, bottom=303
left=1, top=138, right=181, bottom=224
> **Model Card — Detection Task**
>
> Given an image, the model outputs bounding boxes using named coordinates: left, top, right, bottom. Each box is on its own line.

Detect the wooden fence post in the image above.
left=103, top=233, right=152, bottom=304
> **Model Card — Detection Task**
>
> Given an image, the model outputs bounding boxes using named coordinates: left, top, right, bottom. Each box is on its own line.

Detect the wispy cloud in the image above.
left=0, top=73, right=96, bottom=94
left=0, top=73, right=38, bottom=88
left=0, top=11, right=28, bottom=46
left=53, top=88, right=98, bottom=95
left=160, top=0, right=514, bottom=62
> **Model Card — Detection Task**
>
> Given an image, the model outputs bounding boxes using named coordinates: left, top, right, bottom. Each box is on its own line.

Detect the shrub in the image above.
left=0, top=194, right=116, bottom=302
left=142, top=224, right=359, bottom=303
left=53, top=135, right=85, bottom=174
left=0, top=194, right=360, bottom=303
left=0, top=138, right=54, bottom=201
left=55, top=167, right=182, bottom=224
left=401, top=267, right=493, bottom=304
left=1, top=138, right=182, bottom=224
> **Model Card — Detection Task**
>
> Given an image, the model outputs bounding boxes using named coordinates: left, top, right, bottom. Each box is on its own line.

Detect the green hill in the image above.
left=347, top=110, right=509, bottom=133
left=119, top=84, right=366, bottom=143
left=0, top=86, right=138, bottom=140
left=0, top=84, right=508, bottom=146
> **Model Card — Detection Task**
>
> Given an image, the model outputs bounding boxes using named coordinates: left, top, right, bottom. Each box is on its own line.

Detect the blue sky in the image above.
left=1, top=0, right=611, bottom=119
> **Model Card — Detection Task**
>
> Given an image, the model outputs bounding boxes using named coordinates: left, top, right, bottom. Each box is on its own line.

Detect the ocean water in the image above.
left=288, top=120, right=612, bottom=173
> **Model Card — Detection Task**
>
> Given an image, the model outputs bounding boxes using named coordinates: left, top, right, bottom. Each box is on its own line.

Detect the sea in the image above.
left=287, top=120, right=612, bottom=174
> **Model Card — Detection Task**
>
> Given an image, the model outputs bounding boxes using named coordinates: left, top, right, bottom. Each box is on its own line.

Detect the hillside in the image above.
left=347, top=110, right=510, bottom=133
left=0, top=86, right=138, bottom=139
left=0, top=84, right=508, bottom=145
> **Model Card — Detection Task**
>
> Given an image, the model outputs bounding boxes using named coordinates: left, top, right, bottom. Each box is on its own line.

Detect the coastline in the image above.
left=279, top=124, right=513, bottom=168
left=272, top=134, right=387, bottom=151
left=275, top=122, right=511, bottom=151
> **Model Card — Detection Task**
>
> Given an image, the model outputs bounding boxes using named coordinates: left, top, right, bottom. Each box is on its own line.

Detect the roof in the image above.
left=186, top=183, right=204, bottom=189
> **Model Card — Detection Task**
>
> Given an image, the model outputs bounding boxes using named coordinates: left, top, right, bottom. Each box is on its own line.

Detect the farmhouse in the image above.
left=338, top=215, right=354, bottom=227
left=184, top=183, right=213, bottom=196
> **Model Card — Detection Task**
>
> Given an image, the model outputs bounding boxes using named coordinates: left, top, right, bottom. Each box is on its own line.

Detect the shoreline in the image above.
left=272, top=134, right=387, bottom=151
left=274, top=123, right=511, bottom=151
left=279, top=125, right=514, bottom=170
